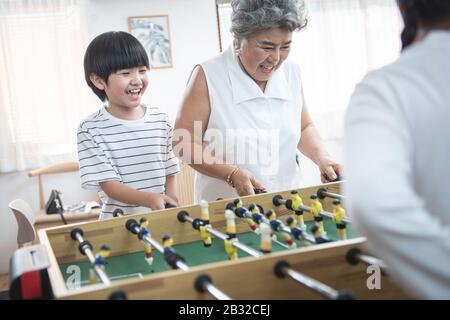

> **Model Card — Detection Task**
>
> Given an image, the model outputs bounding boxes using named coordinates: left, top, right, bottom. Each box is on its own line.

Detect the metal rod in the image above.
left=74, top=232, right=111, bottom=286
left=183, top=215, right=263, bottom=257
left=295, top=204, right=352, bottom=225
left=126, top=221, right=231, bottom=298
left=317, top=188, right=345, bottom=201
left=238, top=209, right=295, bottom=248
left=285, top=267, right=340, bottom=300
left=358, top=254, right=389, bottom=273
left=205, top=283, right=232, bottom=300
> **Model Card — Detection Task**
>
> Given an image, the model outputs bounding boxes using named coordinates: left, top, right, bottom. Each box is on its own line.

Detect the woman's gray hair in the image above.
left=230, top=0, right=308, bottom=39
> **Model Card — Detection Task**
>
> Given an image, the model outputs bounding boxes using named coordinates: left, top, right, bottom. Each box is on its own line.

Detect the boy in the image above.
left=78, top=31, right=179, bottom=219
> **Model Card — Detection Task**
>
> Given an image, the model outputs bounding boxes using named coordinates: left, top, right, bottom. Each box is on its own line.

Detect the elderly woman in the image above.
left=174, top=0, right=341, bottom=202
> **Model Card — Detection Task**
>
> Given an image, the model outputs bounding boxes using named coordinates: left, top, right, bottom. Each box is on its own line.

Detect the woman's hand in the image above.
left=318, top=158, right=343, bottom=183
left=231, top=168, right=266, bottom=196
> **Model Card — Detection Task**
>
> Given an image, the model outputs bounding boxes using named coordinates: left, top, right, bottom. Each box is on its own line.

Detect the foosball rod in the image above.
left=274, top=260, right=354, bottom=300
left=230, top=204, right=316, bottom=245
left=70, top=228, right=111, bottom=286
left=346, top=248, right=389, bottom=274
left=125, top=219, right=189, bottom=271
left=317, top=187, right=345, bottom=201
left=273, top=195, right=352, bottom=225
left=194, top=274, right=232, bottom=300
left=125, top=219, right=232, bottom=300
left=177, top=211, right=263, bottom=258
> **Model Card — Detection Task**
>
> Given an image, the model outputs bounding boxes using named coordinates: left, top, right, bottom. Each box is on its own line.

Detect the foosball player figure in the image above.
left=265, top=209, right=296, bottom=248
left=138, top=217, right=153, bottom=265
left=89, top=244, right=110, bottom=285
left=161, top=233, right=186, bottom=269
left=228, top=199, right=258, bottom=232
left=310, top=194, right=326, bottom=236
left=259, top=222, right=272, bottom=254
left=311, top=225, right=331, bottom=244
left=248, top=203, right=265, bottom=226
left=290, top=191, right=306, bottom=230
left=286, top=216, right=310, bottom=247
left=199, top=200, right=212, bottom=247
left=224, top=209, right=238, bottom=260
left=332, top=199, right=347, bottom=240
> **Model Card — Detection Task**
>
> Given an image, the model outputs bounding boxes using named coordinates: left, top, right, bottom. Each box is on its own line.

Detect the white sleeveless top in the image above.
left=196, top=46, right=303, bottom=202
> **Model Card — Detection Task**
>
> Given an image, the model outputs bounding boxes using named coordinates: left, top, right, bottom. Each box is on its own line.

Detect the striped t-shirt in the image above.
left=77, top=105, right=179, bottom=219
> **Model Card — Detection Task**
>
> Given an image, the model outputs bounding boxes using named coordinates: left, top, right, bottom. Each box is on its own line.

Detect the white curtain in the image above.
left=217, top=0, right=403, bottom=140
left=0, top=0, right=97, bottom=172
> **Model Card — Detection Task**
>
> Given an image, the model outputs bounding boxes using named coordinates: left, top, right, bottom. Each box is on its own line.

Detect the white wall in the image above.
left=0, top=0, right=220, bottom=274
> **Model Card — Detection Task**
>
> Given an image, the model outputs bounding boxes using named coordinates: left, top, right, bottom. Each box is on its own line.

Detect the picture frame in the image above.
left=128, top=15, right=173, bottom=69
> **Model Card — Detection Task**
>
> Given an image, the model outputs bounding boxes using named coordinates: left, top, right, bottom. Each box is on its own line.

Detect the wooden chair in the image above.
left=28, top=161, right=79, bottom=212
left=27, top=161, right=100, bottom=228
left=176, top=162, right=195, bottom=206
left=8, top=199, right=36, bottom=248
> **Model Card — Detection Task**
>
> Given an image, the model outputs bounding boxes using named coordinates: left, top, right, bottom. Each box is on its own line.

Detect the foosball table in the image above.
left=11, top=181, right=409, bottom=300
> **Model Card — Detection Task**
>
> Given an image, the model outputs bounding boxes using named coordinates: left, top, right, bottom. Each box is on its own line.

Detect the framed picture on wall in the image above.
left=128, top=15, right=173, bottom=69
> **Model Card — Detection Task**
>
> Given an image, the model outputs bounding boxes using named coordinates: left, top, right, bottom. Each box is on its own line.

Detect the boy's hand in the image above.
left=146, top=193, right=178, bottom=210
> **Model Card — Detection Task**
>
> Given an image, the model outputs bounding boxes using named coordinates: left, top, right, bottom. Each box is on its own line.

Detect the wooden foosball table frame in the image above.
left=37, top=182, right=408, bottom=299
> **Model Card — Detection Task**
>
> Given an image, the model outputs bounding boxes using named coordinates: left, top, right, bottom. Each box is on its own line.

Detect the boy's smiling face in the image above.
left=90, top=66, right=149, bottom=118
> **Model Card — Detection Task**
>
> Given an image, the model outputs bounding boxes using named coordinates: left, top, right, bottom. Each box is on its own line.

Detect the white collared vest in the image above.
left=195, top=46, right=303, bottom=202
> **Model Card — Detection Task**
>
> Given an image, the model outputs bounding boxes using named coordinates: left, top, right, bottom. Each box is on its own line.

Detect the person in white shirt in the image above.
left=78, top=31, right=179, bottom=219
left=174, top=0, right=341, bottom=202
left=344, top=0, right=450, bottom=299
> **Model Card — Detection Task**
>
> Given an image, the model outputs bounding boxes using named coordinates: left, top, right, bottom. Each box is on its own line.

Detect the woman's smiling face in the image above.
left=235, top=27, right=292, bottom=89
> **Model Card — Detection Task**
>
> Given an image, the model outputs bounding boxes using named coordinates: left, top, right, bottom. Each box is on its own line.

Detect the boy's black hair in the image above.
left=84, top=31, right=150, bottom=102
left=399, top=0, right=450, bottom=50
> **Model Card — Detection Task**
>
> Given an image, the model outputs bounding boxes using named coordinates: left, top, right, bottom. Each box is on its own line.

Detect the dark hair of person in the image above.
left=84, top=31, right=150, bottom=101
left=399, top=0, right=450, bottom=50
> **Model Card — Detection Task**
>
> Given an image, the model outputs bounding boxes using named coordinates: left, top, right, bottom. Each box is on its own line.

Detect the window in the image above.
left=0, top=0, right=96, bottom=172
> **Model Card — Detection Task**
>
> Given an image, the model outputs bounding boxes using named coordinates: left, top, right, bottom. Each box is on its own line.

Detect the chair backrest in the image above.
left=176, top=162, right=195, bottom=206
left=9, top=199, right=36, bottom=247
left=28, top=161, right=79, bottom=210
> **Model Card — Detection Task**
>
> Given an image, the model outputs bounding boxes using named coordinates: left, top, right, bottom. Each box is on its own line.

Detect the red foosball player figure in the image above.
left=139, top=217, right=153, bottom=265
left=265, top=209, right=296, bottom=249
left=224, top=209, right=238, bottom=260
left=286, top=216, right=310, bottom=247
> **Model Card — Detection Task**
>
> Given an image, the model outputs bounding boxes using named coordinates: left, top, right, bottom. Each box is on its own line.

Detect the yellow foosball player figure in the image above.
left=89, top=244, right=110, bottom=285
left=332, top=199, right=347, bottom=240
left=259, top=222, right=272, bottom=254
left=199, top=200, right=212, bottom=247
left=224, top=209, right=238, bottom=260
left=290, top=191, right=306, bottom=230
left=139, top=217, right=153, bottom=265
left=310, top=194, right=326, bottom=236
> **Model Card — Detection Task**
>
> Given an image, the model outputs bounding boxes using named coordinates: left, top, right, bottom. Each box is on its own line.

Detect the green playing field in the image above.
left=59, top=218, right=358, bottom=288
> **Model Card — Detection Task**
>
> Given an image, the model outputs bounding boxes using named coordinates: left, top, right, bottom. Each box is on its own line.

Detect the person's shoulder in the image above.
left=78, top=107, right=107, bottom=130
left=146, top=105, right=171, bottom=124
left=201, top=47, right=230, bottom=70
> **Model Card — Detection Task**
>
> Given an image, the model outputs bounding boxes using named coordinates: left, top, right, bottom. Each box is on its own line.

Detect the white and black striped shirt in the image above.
left=77, top=105, right=179, bottom=219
